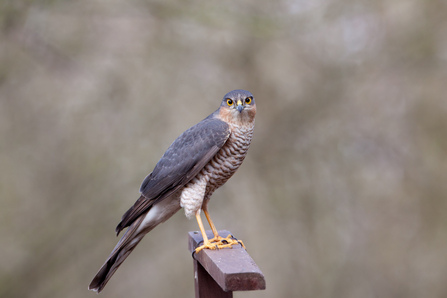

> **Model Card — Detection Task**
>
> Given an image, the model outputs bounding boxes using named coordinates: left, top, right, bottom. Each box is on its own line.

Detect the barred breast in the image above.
left=203, top=123, right=254, bottom=196
left=180, top=122, right=254, bottom=218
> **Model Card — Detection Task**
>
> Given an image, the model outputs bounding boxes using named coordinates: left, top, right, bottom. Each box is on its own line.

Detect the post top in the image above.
left=188, top=230, right=266, bottom=292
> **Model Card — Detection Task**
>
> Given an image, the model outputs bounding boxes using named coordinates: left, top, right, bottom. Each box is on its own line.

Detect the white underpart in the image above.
left=180, top=176, right=209, bottom=219
left=136, top=191, right=181, bottom=234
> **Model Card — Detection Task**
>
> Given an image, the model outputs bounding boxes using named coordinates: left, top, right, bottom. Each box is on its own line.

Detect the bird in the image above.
left=88, top=89, right=257, bottom=293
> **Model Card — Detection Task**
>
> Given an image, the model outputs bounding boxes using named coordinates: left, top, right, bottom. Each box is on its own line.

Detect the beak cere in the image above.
left=236, top=100, right=244, bottom=113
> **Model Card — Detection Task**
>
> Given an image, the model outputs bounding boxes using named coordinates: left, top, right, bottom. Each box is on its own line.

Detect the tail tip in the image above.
left=89, top=276, right=105, bottom=293
left=88, top=285, right=100, bottom=293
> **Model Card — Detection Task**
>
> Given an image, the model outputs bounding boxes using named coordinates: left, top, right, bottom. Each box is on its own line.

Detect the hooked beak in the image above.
left=236, top=100, right=244, bottom=113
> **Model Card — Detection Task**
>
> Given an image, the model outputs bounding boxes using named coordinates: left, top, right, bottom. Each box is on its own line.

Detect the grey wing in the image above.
left=115, top=117, right=230, bottom=234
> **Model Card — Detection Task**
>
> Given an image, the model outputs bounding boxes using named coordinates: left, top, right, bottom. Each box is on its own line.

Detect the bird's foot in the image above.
left=195, top=234, right=245, bottom=253
left=210, top=234, right=246, bottom=249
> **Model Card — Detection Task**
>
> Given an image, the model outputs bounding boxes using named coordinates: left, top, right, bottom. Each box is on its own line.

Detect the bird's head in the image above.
left=218, top=89, right=256, bottom=125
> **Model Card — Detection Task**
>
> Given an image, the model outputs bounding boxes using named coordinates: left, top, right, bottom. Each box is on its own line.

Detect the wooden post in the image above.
left=188, top=230, right=266, bottom=298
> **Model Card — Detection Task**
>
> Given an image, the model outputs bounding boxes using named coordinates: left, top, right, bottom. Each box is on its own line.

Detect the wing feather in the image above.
left=115, top=116, right=229, bottom=234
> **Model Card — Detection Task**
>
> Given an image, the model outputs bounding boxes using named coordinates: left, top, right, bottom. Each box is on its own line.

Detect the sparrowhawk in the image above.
left=88, top=89, right=256, bottom=293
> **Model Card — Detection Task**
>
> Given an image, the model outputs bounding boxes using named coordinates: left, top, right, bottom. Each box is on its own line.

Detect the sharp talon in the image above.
left=195, top=234, right=246, bottom=253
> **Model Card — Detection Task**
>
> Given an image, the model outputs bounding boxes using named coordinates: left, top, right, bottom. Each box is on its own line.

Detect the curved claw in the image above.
left=194, top=234, right=246, bottom=254
left=229, top=234, right=246, bottom=249
left=192, top=239, right=205, bottom=258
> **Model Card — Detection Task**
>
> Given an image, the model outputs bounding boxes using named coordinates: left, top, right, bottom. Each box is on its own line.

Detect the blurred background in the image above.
left=1, top=0, right=447, bottom=297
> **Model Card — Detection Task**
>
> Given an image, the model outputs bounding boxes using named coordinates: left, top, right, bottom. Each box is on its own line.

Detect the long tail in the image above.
left=88, top=212, right=148, bottom=293
left=88, top=195, right=182, bottom=293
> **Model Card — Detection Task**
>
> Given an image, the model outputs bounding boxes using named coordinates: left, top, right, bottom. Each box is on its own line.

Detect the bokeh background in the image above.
left=1, top=1, right=447, bottom=297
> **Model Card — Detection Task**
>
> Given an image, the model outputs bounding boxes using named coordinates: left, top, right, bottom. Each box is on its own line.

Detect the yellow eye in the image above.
left=245, top=97, right=252, bottom=104
left=226, top=99, right=233, bottom=106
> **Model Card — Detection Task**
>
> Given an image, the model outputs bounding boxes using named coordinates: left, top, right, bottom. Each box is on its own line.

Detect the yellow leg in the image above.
left=195, top=210, right=223, bottom=253
left=195, top=210, right=209, bottom=246
left=194, top=207, right=246, bottom=254
left=203, top=206, right=221, bottom=241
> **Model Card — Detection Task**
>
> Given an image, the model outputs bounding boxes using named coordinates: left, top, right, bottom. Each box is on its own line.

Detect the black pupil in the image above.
left=245, top=97, right=251, bottom=103
left=227, top=99, right=233, bottom=104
